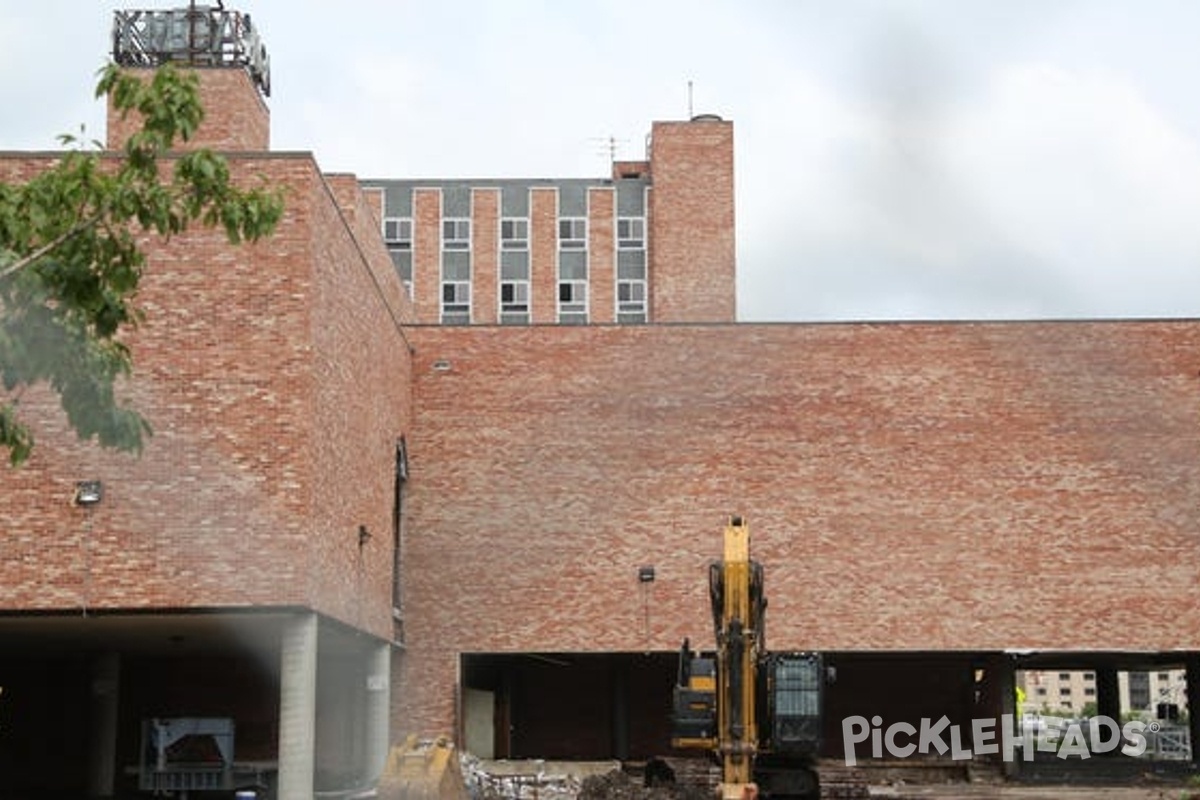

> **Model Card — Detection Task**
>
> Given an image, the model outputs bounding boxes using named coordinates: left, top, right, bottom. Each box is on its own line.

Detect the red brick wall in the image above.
left=309, top=172, right=414, bottom=637
left=530, top=188, right=558, bottom=323
left=0, top=154, right=410, bottom=639
left=588, top=187, right=615, bottom=324
left=472, top=189, right=500, bottom=324
left=648, top=120, right=735, bottom=322
left=106, top=67, right=270, bottom=152
left=397, top=321, right=1200, bottom=734
left=413, top=189, right=442, bottom=324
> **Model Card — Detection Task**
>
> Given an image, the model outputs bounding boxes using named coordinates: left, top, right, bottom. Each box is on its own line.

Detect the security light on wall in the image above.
left=74, top=480, right=103, bottom=507
left=638, top=566, right=656, bottom=583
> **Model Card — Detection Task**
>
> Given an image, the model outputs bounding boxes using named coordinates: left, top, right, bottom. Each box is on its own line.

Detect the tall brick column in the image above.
left=648, top=117, right=736, bottom=322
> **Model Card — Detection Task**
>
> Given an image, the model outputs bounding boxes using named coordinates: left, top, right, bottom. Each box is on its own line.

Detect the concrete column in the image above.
left=87, top=651, right=120, bottom=798
left=1185, top=656, right=1200, bottom=765
left=278, top=613, right=319, bottom=800
left=366, top=642, right=392, bottom=783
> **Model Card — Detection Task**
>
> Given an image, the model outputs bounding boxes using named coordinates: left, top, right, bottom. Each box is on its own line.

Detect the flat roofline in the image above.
left=399, top=316, right=1200, bottom=329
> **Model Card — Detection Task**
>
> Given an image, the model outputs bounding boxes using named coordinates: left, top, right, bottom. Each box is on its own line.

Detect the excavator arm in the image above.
left=671, top=517, right=821, bottom=800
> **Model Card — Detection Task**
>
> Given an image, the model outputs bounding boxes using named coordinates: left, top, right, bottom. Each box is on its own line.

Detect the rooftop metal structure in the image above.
left=112, top=3, right=270, bottom=97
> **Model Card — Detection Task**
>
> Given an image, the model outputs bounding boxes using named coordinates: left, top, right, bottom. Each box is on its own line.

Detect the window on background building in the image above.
left=558, top=248, right=587, bottom=324
left=384, top=217, right=414, bottom=299
left=1036, top=687, right=1047, bottom=696
left=617, top=280, right=646, bottom=321
left=443, top=218, right=471, bottom=250
left=501, top=281, right=529, bottom=319
left=558, top=281, right=587, bottom=324
left=500, top=250, right=530, bottom=325
left=1059, top=687, right=1072, bottom=697
left=441, top=282, right=470, bottom=324
left=1058, top=673, right=1071, bottom=681
left=1158, top=672, right=1171, bottom=681
left=441, top=248, right=471, bottom=325
left=1084, top=673, right=1095, bottom=681
left=501, top=218, right=528, bottom=250
left=384, top=217, right=412, bottom=247
left=558, top=217, right=587, bottom=249
left=616, top=216, right=644, bottom=249
left=616, top=247, right=646, bottom=324
left=1084, top=687, right=1095, bottom=696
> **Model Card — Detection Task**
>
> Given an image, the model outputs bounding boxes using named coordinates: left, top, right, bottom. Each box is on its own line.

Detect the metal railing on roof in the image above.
left=112, top=3, right=270, bottom=97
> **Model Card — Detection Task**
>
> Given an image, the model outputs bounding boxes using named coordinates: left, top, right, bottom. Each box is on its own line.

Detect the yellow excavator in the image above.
left=671, top=517, right=824, bottom=800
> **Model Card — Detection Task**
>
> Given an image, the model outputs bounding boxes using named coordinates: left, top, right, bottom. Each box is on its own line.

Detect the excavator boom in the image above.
left=671, top=517, right=822, bottom=800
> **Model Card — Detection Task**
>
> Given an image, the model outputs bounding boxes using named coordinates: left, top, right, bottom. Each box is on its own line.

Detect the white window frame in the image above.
left=557, top=280, right=588, bottom=318
left=442, top=218, right=471, bottom=250
left=500, top=280, right=530, bottom=315
left=383, top=217, right=413, bottom=249
left=558, top=217, right=587, bottom=249
left=441, top=280, right=471, bottom=322
left=616, top=217, right=645, bottom=249
left=617, top=279, right=646, bottom=315
left=501, top=218, right=529, bottom=250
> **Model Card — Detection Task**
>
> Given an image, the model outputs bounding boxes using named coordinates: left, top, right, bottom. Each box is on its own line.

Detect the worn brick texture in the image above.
left=398, top=321, right=1200, bottom=734
left=648, top=120, right=736, bottom=322
left=0, top=152, right=411, bottom=641
left=106, top=67, right=270, bottom=152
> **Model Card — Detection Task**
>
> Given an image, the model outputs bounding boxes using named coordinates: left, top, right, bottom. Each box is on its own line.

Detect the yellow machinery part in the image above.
left=377, top=735, right=469, bottom=800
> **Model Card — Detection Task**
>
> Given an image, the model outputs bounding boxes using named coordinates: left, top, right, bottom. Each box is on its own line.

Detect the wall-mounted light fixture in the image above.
left=638, top=566, right=656, bottom=583
left=74, top=480, right=103, bottom=507
left=358, top=524, right=371, bottom=548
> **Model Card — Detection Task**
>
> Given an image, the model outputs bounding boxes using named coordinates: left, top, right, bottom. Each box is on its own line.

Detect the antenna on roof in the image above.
left=688, top=80, right=694, bottom=118
left=590, top=135, right=627, bottom=169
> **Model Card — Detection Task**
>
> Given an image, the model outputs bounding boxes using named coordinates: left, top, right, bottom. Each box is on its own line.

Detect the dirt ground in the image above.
left=573, top=769, right=1200, bottom=800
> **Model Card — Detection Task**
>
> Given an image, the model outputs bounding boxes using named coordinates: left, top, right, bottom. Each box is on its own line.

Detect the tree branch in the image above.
left=0, top=214, right=103, bottom=280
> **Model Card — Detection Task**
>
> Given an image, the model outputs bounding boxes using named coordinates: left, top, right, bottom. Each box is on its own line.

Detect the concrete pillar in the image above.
left=366, top=642, right=392, bottom=782
left=1185, top=656, right=1200, bottom=765
left=87, top=651, right=120, bottom=798
left=278, top=613, right=319, bottom=800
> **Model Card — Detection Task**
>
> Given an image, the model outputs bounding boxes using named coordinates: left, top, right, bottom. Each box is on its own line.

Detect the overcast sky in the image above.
left=2, top=1, right=1199, bottom=322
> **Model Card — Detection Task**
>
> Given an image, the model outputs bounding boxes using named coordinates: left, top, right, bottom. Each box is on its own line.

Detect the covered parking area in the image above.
left=0, top=609, right=392, bottom=799
left=458, top=649, right=1199, bottom=781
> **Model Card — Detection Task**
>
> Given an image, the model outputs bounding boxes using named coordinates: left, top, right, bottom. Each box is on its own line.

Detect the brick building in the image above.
left=358, top=115, right=734, bottom=326
left=2, top=7, right=1199, bottom=799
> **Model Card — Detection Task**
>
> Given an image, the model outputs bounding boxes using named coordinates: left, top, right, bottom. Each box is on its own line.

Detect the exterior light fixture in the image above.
left=638, top=566, right=656, bottom=583
left=74, top=480, right=103, bottom=507
left=358, top=524, right=371, bottom=547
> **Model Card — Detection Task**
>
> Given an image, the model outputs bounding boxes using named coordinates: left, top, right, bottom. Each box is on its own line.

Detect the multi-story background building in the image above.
left=2, top=7, right=1199, bottom=800
left=1020, top=668, right=1191, bottom=719
left=359, top=115, right=735, bottom=326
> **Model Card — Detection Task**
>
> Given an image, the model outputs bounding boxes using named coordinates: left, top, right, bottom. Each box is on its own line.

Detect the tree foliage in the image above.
left=0, top=63, right=284, bottom=466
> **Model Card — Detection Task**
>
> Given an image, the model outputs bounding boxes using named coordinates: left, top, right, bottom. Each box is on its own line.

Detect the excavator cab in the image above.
left=671, top=639, right=718, bottom=749
left=761, top=652, right=823, bottom=756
